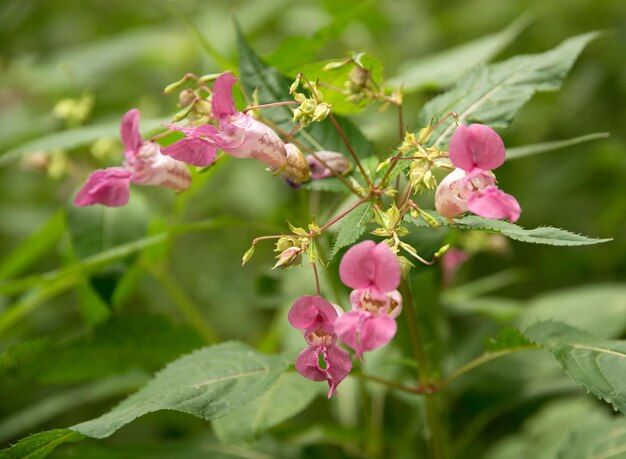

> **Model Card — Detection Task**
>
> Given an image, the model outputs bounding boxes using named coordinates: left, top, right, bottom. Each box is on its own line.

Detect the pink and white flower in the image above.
left=74, top=109, right=191, bottom=207
left=162, top=72, right=288, bottom=170
left=288, top=295, right=352, bottom=397
left=334, top=240, right=403, bottom=358
left=435, top=124, right=521, bottom=222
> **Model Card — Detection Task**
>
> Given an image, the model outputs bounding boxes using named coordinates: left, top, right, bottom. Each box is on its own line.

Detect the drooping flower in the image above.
left=334, top=240, right=403, bottom=358
left=288, top=295, right=352, bottom=398
left=435, top=124, right=521, bottom=222
left=162, top=72, right=288, bottom=170
left=74, top=109, right=191, bottom=207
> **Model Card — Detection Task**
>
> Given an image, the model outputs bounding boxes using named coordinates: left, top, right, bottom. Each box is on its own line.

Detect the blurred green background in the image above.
left=0, top=0, right=625, bottom=457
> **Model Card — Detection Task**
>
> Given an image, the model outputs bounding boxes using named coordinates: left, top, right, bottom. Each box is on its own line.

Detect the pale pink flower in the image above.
left=435, top=124, right=521, bottom=222
left=162, top=72, right=288, bottom=170
left=289, top=295, right=352, bottom=398
left=74, top=109, right=191, bottom=207
left=335, top=241, right=403, bottom=358
left=306, top=151, right=351, bottom=180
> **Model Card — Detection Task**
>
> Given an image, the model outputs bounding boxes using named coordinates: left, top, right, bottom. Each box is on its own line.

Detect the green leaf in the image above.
left=557, top=417, right=626, bottom=459
left=485, top=327, right=532, bottom=352
left=0, top=429, right=84, bottom=459
left=523, top=321, right=626, bottom=415
left=213, top=372, right=320, bottom=443
left=388, top=16, right=530, bottom=92
left=331, top=201, right=373, bottom=258
left=405, top=212, right=612, bottom=246
left=507, top=132, right=610, bottom=160
left=236, top=27, right=374, bottom=158
left=0, top=117, right=169, bottom=167
left=419, top=32, right=599, bottom=147
left=0, top=211, right=65, bottom=280
left=70, top=342, right=288, bottom=439
left=518, top=284, right=626, bottom=339
left=0, top=315, right=203, bottom=384
left=300, top=177, right=353, bottom=194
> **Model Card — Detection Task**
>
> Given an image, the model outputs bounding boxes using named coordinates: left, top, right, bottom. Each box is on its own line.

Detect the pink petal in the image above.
left=161, top=137, right=218, bottom=166
left=120, top=109, right=142, bottom=153
left=325, top=345, right=352, bottom=398
left=295, top=346, right=327, bottom=382
left=467, top=185, right=521, bottom=222
left=371, top=242, right=401, bottom=292
left=359, top=315, right=397, bottom=353
left=288, top=295, right=339, bottom=332
left=449, top=124, right=505, bottom=172
left=334, top=311, right=362, bottom=354
left=435, top=168, right=469, bottom=218
left=212, top=72, right=238, bottom=119
left=339, top=240, right=377, bottom=289
left=74, top=167, right=132, bottom=207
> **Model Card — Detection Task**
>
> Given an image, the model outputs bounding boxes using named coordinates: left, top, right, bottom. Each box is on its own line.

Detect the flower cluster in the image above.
left=288, top=241, right=402, bottom=396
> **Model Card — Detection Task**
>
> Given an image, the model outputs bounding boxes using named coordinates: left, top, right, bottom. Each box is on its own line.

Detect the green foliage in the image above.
left=70, top=342, right=288, bottom=439
left=558, top=417, right=626, bottom=459
left=523, top=321, right=626, bottom=415
left=485, top=327, right=532, bottom=352
left=518, top=284, right=626, bottom=338
left=506, top=132, right=610, bottom=160
left=405, top=212, right=611, bottom=246
left=0, top=429, right=84, bottom=459
left=389, top=16, right=530, bottom=92
left=212, top=372, right=321, bottom=443
left=419, top=32, right=599, bottom=147
left=0, top=211, right=65, bottom=280
left=0, top=315, right=203, bottom=384
left=330, top=201, right=373, bottom=258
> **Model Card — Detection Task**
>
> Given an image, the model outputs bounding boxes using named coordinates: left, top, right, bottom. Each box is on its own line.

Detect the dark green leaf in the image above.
left=405, top=212, right=612, bottom=246
left=557, top=417, right=626, bottom=459
left=485, top=327, right=532, bottom=352
left=0, top=429, right=84, bottom=459
left=331, top=201, right=373, bottom=258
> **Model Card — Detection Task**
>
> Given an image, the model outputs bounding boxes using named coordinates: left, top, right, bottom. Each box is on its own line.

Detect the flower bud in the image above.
left=241, top=245, right=255, bottom=266
left=273, top=246, right=303, bottom=269
left=178, top=88, right=196, bottom=107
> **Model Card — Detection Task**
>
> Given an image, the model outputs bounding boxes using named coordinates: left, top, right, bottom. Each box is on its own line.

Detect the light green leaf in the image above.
left=300, top=177, right=353, bottom=194
left=0, top=117, right=169, bottom=167
left=507, top=132, right=610, bottom=160
left=213, top=372, right=320, bottom=443
left=558, top=417, right=626, bottom=459
left=518, top=284, right=626, bottom=339
left=389, top=16, right=530, bottom=92
left=485, top=327, right=533, bottom=352
left=523, top=321, right=626, bottom=415
left=70, top=342, right=288, bottom=439
left=405, top=213, right=611, bottom=246
left=419, top=32, right=599, bottom=147
left=0, top=429, right=84, bottom=459
left=0, top=211, right=65, bottom=280
left=331, top=201, right=373, bottom=258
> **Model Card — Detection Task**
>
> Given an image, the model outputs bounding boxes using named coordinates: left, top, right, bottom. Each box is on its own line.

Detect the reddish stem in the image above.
left=328, top=112, right=372, bottom=187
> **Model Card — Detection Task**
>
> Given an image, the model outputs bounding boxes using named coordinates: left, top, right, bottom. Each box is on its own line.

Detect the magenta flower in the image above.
left=74, top=109, right=191, bottom=207
left=335, top=241, right=403, bottom=358
left=162, top=72, right=288, bottom=170
left=288, top=295, right=352, bottom=398
left=435, top=124, right=521, bottom=222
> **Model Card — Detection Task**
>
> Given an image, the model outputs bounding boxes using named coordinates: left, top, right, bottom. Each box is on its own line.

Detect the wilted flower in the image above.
left=288, top=296, right=352, bottom=398
left=334, top=240, right=403, bottom=358
left=74, top=109, right=191, bottom=207
left=306, top=151, right=352, bottom=180
left=435, top=124, right=521, bottom=222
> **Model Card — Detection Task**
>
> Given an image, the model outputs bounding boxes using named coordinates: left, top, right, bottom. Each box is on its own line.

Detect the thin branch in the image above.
left=319, top=197, right=369, bottom=232
left=328, top=112, right=372, bottom=187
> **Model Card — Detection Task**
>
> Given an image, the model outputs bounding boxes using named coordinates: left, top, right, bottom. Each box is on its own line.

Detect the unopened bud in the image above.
left=312, top=103, right=331, bottom=122
left=322, top=60, right=349, bottom=71
left=179, top=88, right=196, bottom=107
left=242, top=245, right=256, bottom=266
left=273, top=247, right=303, bottom=269
left=434, top=244, right=450, bottom=259
left=198, top=73, right=222, bottom=84
left=348, top=65, right=369, bottom=88
left=173, top=101, right=196, bottom=122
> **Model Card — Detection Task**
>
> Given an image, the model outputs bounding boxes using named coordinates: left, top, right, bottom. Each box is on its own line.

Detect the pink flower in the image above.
left=306, top=151, right=351, bottom=180
left=289, top=296, right=352, bottom=398
left=335, top=241, right=403, bottom=358
left=162, top=72, right=288, bottom=170
left=435, top=124, right=521, bottom=222
left=74, top=109, right=191, bottom=207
